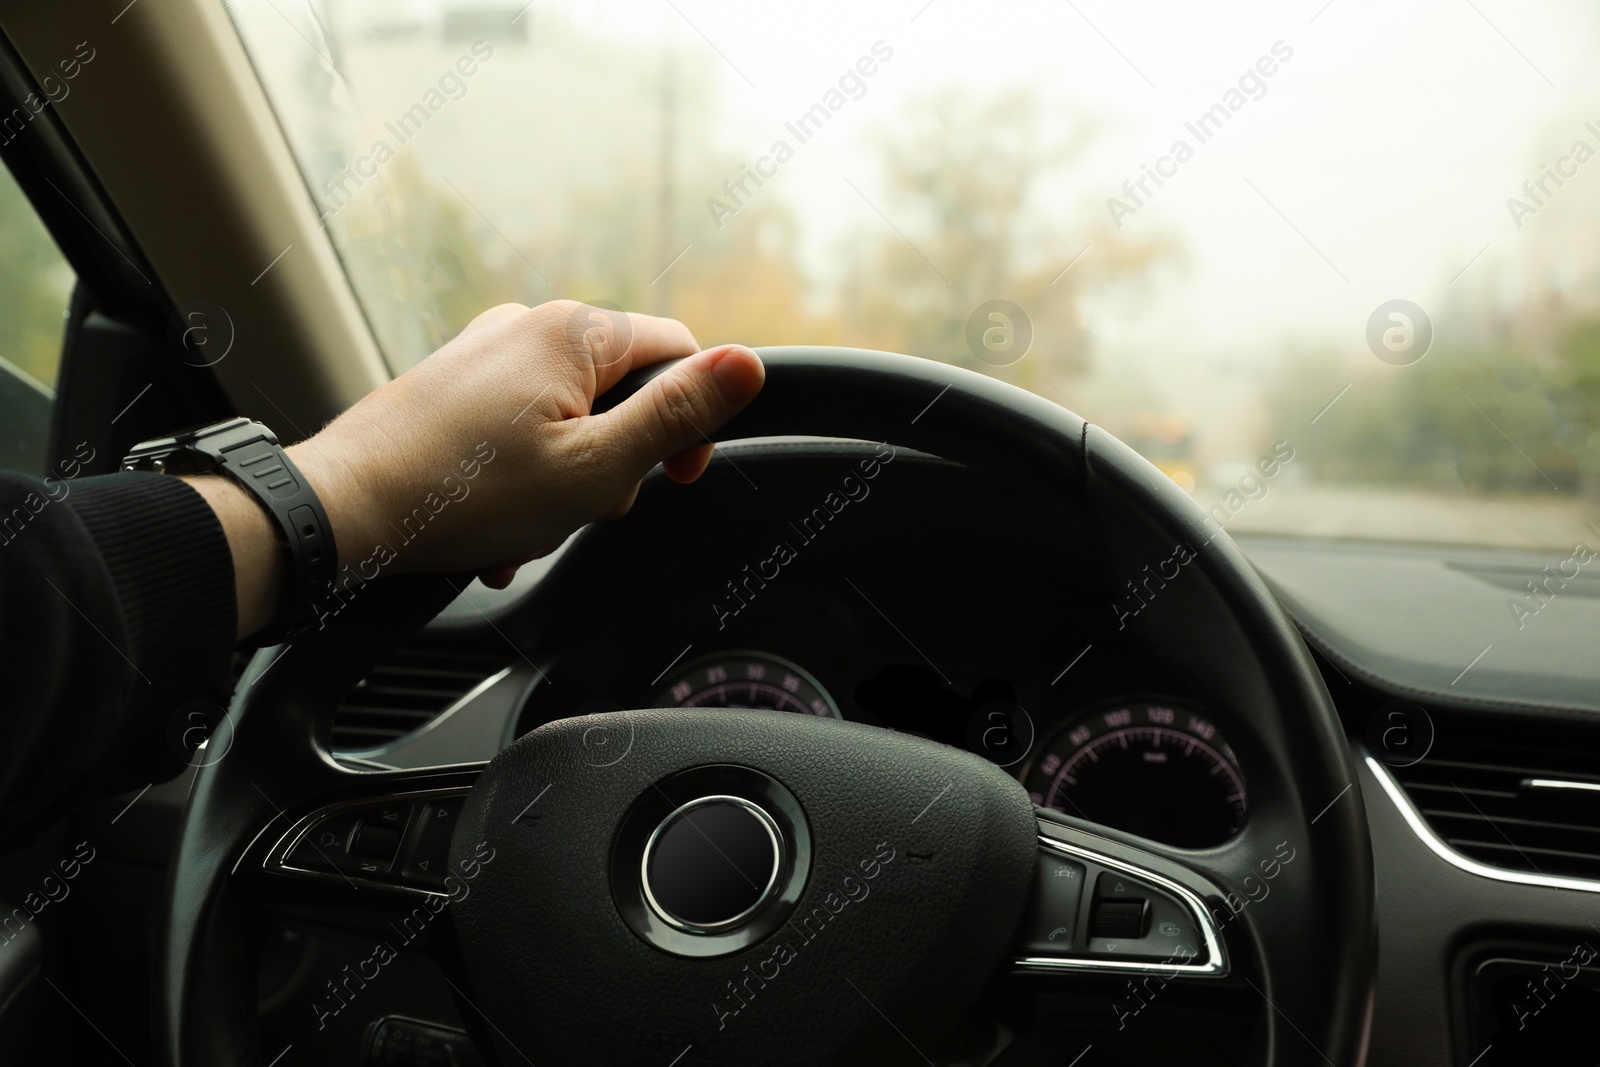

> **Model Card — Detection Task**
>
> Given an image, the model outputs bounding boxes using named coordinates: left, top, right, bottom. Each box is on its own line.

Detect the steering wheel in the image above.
left=158, top=349, right=1373, bottom=1067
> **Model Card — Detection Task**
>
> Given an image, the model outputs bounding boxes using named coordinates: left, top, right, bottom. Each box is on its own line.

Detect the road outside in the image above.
left=1210, top=481, right=1586, bottom=551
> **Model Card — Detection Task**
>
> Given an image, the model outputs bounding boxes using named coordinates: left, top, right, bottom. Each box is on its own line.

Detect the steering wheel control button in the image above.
left=351, top=824, right=404, bottom=862
left=364, top=1015, right=483, bottom=1067
left=1012, top=837, right=1226, bottom=975
left=346, top=804, right=414, bottom=874
left=1088, top=871, right=1205, bottom=962
left=398, top=798, right=464, bottom=889
left=286, top=812, right=361, bottom=871
left=1018, top=855, right=1087, bottom=954
left=642, top=795, right=783, bottom=932
left=1090, top=899, right=1149, bottom=939
left=274, top=799, right=448, bottom=884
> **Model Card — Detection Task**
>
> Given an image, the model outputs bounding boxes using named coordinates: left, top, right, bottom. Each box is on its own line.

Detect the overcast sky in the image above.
left=599, top=0, right=1599, bottom=350
left=457, top=0, right=1587, bottom=441
left=250, top=0, right=1600, bottom=451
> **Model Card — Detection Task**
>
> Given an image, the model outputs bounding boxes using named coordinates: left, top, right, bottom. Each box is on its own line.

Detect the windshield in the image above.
left=227, top=0, right=1598, bottom=550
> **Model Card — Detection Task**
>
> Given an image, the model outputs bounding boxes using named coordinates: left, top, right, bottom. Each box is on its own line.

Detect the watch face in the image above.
left=170, top=416, right=256, bottom=443
left=123, top=417, right=260, bottom=469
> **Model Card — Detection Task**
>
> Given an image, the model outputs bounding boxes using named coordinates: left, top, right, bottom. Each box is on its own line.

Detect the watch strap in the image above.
left=123, top=417, right=338, bottom=645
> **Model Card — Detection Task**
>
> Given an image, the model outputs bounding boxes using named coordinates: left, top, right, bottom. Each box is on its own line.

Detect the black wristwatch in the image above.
left=122, top=416, right=338, bottom=645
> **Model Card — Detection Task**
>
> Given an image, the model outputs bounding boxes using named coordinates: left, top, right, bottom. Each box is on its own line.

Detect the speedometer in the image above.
left=648, top=652, right=841, bottom=718
left=1023, top=699, right=1246, bottom=848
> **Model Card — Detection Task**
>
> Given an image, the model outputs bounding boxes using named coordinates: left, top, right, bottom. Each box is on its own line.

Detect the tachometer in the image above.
left=648, top=652, right=840, bottom=718
left=1024, top=699, right=1246, bottom=848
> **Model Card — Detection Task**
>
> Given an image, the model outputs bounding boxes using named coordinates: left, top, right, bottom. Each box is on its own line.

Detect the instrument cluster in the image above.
left=645, top=650, right=1247, bottom=849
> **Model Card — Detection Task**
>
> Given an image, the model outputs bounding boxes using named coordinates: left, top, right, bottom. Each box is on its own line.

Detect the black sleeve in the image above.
left=0, top=470, right=236, bottom=843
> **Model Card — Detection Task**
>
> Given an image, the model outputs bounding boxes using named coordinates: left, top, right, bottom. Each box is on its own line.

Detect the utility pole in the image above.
left=655, top=29, right=677, bottom=316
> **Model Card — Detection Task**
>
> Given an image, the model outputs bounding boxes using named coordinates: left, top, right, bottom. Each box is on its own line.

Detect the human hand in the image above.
left=288, top=300, right=764, bottom=589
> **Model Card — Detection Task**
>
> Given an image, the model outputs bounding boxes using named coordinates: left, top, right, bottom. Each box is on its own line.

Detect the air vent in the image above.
left=1390, top=723, right=1600, bottom=883
left=331, top=644, right=508, bottom=754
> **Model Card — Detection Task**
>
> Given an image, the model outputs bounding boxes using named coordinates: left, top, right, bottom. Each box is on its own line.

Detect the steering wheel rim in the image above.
left=160, top=347, right=1374, bottom=1066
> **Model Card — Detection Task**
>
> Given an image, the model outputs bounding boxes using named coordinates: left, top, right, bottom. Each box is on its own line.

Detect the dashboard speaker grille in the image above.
left=1391, top=725, right=1600, bottom=883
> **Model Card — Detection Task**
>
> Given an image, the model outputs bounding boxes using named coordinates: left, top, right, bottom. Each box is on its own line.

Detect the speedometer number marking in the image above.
left=648, top=653, right=841, bottom=719
left=1024, top=699, right=1247, bottom=848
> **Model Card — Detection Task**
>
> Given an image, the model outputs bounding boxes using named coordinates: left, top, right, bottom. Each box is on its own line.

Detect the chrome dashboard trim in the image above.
left=1523, top=777, right=1600, bottom=796
left=334, top=666, right=514, bottom=761
left=1365, top=754, right=1600, bottom=896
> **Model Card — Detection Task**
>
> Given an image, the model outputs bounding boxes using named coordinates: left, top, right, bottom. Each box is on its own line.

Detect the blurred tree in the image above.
left=387, top=79, right=1172, bottom=402
left=333, top=159, right=520, bottom=367
left=528, top=176, right=655, bottom=316
left=1265, top=315, right=1584, bottom=497
left=509, top=153, right=839, bottom=349
left=1551, top=314, right=1600, bottom=501
left=0, top=171, right=73, bottom=387
left=839, top=88, right=1175, bottom=395
left=671, top=201, right=838, bottom=348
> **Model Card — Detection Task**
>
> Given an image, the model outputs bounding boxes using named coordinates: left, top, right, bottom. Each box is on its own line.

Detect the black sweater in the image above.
left=0, top=470, right=235, bottom=842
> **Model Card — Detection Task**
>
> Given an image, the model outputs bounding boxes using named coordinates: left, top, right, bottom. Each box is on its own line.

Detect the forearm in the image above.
left=0, top=470, right=236, bottom=841
left=179, top=443, right=367, bottom=641
left=177, top=472, right=285, bottom=640
left=158, top=302, right=763, bottom=641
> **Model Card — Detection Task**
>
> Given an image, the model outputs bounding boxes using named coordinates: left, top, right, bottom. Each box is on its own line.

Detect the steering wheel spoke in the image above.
left=241, top=766, right=485, bottom=909
left=977, top=814, right=1270, bottom=1064
left=1010, top=814, right=1230, bottom=978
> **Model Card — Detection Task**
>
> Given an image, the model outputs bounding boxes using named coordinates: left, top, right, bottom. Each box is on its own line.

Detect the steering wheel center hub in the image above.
left=447, top=707, right=1039, bottom=1064
left=608, top=763, right=811, bottom=958
left=642, top=795, right=785, bottom=932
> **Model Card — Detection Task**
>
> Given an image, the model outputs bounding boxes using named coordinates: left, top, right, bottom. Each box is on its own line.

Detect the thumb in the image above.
left=596, top=345, right=764, bottom=475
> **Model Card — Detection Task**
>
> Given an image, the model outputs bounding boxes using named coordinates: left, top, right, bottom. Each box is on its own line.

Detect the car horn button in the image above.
left=612, top=764, right=812, bottom=958
left=642, top=795, right=784, bottom=932
left=448, top=707, right=1038, bottom=1065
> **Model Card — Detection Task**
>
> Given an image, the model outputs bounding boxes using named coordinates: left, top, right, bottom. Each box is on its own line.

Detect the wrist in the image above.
left=124, top=418, right=348, bottom=643
left=285, top=440, right=379, bottom=573
left=179, top=472, right=283, bottom=639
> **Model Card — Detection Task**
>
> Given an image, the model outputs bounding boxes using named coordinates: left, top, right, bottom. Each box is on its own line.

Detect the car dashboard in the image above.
left=78, top=438, right=1600, bottom=1067
left=376, top=440, right=1254, bottom=857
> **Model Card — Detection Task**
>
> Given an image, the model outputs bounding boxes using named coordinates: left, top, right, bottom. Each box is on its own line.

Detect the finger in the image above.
left=479, top=563, right=520, bottom=589
left=463, top=303, right=529, bottom=336
left=585, top=310, right=699, bottom=395
left=662, top=442, right=714, bottom=483
left=592, top=345, right=763, bottom=477
left=600, top=481, right=641, bottom=520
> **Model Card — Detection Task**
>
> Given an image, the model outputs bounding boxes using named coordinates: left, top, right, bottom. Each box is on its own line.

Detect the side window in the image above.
left=0, top=163, right=74, bottom=475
